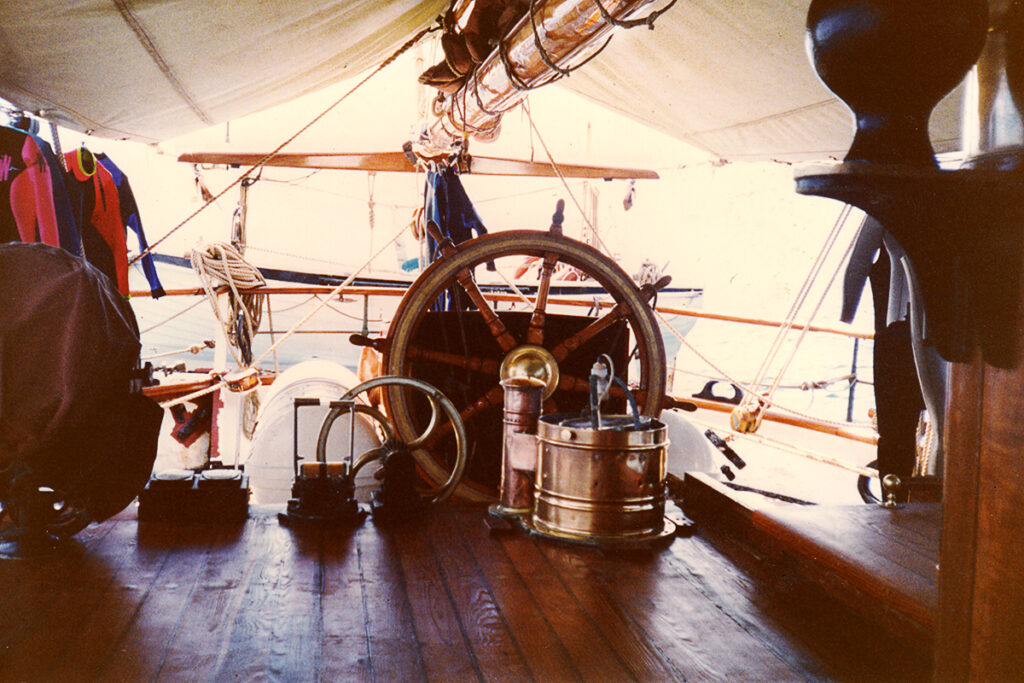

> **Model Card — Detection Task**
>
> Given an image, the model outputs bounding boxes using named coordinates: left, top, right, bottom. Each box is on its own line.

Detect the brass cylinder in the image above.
left=533, top=415, right=668, bottom=541
left=495, top=377, right=545, bottom=515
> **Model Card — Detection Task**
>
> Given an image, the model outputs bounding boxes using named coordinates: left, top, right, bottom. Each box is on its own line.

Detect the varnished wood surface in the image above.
left=938, top=341, right=1024, bottom=681
left=682, top=474, right=939, bottom=656
left=0, top=504, right=931, bottom=682
left=754, top=502, right=939, bottom=632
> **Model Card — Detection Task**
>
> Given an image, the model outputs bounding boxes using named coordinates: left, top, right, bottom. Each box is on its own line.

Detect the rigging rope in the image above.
left=140, top=339, right=215, bottom=361
left=763, top=212, right=864, bottom=399
left=140, top=296, right=207, bottom=334
left=658, top=307, right=870, bottom=431
left=730, top=204, right=855, bottom=431
left=522, top=100, right=611, bottom=257
left=749, top=204, right=852, bottom=396
left=247, top=222, right=412, bottom=369
left=131, top=21, right=441, bottom=267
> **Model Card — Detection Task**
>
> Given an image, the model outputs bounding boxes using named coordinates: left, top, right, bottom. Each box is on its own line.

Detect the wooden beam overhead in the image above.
left=177, top=150, right=659, bottom=179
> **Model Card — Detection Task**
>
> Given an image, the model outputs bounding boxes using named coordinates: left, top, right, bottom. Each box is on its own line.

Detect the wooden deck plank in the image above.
left=426, top=510, right=534, bottom=682
left=453, top=511, right=582, bottom=682
left=319, top=526, right=373, bottom=682
left=546, top=540, right=807, bottom=682
left=662, top=535, right=837, bottom=679
left=0, top=519, right=116, bottom=638
left=266, top=527, right=323, bottom=682
left=0, top=518, right=140, bottom=682
left=95, top=522, right=225, bottom=681
left=149, top=516, right=276, bottom=681
left=357, top=520, right=430, bottom=682
left=503, top=531, right=653, bottom=681
left=389, top=516, right=474, bottom=681
left=752, top=503, right=939, bottom=630
left=682, top=471, right=939, bottom=659
left=45, top=520, right=183, bottom=681
left=148, top=520, right=268, bottom=679
left=0, top=500, right=937, bottom=682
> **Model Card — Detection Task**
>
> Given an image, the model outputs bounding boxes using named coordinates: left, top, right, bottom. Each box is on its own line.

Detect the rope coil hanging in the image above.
left=190, top=241, right=266, bottom=368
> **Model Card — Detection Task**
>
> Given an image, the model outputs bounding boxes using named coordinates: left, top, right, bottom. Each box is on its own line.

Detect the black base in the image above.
left=138, top=471, right=249, bottom=523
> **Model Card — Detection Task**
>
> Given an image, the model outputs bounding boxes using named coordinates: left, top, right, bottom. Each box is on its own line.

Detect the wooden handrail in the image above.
left=682, top=394, right=878, bottom=445
left=130, top=285, right=873, bottom=341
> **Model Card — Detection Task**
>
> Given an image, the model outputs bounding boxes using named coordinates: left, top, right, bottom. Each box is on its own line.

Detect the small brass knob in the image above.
left=881, top=473, right=902, bottom=509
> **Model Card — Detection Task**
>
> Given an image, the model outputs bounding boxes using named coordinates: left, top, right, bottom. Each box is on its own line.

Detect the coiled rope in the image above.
left=190, top=241, right=266, bottom=368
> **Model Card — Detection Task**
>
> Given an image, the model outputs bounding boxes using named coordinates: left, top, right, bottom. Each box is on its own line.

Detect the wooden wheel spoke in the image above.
left=406, top=344, right=500, bottom=376
left=454, top=267, right=517, bottom=351
left=424, top=385, right=504, bottom=447
left=550, top=300, right=630, bottom=362
left=551, top=282, right=659, bottom=363
left=526, top=251, right=560, bottom=346
left=556, top=373, right=593, bottom=393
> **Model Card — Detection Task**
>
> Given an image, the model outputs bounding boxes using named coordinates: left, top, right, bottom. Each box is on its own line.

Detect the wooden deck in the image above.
left=681, top=473, right=940, bottom=652
left=0, top=503, right=932, bottom=682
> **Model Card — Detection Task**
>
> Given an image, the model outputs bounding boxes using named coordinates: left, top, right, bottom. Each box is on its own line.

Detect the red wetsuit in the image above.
left=64, top=148, right=128, bottom=295
left=0, top=127, right=60, bottom=247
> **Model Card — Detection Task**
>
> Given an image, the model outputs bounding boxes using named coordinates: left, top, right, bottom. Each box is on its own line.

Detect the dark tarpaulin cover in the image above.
left=0, top=242, right=161, bottom=522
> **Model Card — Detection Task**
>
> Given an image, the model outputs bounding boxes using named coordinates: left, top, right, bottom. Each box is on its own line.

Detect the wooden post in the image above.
left=935, top=299, right=1024, bottom=680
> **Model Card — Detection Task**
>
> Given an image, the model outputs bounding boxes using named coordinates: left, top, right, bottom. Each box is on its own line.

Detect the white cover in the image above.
left=0, top=0, right=963, bottom=160
left=247, top=360, right=382, bottom=504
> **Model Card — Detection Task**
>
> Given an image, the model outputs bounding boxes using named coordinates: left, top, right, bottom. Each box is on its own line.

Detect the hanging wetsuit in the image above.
left=842, top=215, right=930, bottom=500
left=96, top=153, right=165, bottom=298
left=425, top=166, right=488, bottom=256
left=0, top=126, right=62, bottom=247
left=64, top=147, right=129, bottom=295
left=424, top=166, right=490, bottom=311
left=4, top=118, right=80, bottom=253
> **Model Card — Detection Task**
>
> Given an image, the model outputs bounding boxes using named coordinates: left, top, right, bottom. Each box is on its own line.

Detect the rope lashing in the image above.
left=593, top=0, right=679, bottom=30
left=528, top=0, right=614, bottom=78
left=141, top=339, right=215, bottom=361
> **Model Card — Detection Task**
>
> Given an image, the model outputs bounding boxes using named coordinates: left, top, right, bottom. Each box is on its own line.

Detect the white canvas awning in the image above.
left=0, top=0, right=964, bottom=160
left=0, top=0, right=448, bottom=143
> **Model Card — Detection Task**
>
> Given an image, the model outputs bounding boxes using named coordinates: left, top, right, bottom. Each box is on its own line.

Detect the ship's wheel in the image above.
left=370, top=228, right=667, bottom=502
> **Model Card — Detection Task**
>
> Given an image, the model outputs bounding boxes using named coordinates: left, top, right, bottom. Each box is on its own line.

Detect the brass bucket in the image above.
left=532, top=414, right=669, bottom=542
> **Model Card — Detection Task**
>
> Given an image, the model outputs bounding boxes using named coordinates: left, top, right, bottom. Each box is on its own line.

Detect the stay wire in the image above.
left=131, top=22, right=441, bottom=267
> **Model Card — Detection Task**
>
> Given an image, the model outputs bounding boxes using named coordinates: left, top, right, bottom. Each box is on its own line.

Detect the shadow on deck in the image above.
left=0, top=498, right=933, bottom=681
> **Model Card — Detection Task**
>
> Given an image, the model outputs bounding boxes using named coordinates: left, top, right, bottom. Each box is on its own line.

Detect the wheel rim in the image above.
left=382, top=230, right=667, bottom=502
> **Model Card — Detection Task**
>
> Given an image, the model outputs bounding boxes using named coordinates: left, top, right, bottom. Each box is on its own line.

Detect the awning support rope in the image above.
left=522, top=100, right=612, bottom=257
left=132, top=22, right=441, bottom=267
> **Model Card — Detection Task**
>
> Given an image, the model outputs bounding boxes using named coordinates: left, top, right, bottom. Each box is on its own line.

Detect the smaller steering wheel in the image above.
left=315, top=376, right=469, bottom=503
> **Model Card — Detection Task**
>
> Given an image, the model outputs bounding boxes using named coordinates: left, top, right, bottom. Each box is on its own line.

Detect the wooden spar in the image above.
left=683, top=395, right=879, bottom=446
left=655, top=304, right=875, bottom=340
left=175, top=150, right=658, bottom=179
left=425, top=0, right=660, bottom=150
